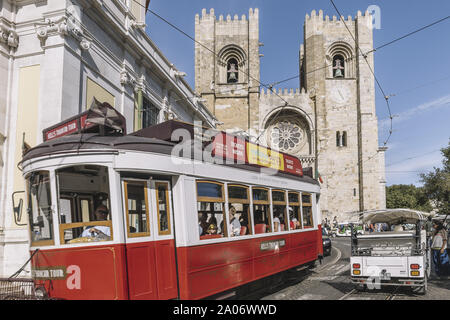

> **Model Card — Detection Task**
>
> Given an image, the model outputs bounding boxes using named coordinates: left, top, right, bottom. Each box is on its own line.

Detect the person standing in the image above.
left=431, top=221, right=449, bottom=278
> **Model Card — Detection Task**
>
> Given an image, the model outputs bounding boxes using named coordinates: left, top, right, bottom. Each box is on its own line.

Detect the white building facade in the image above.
left=0, top=0, right=215, bottom=277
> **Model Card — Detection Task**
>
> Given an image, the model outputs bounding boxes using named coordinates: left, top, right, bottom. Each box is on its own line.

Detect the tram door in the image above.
left=122, top=179, right=178, bottom=300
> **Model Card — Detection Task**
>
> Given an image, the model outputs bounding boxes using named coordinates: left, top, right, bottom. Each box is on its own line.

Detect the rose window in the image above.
left=266, top=116, right=308, bottom=154
left=270, top=121, right=304, bottom=152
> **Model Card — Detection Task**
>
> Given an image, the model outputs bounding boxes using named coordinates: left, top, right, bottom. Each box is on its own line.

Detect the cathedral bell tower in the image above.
left=300, top=10, right=386, bottom=220
left=194, top=8, right=261, bottom=133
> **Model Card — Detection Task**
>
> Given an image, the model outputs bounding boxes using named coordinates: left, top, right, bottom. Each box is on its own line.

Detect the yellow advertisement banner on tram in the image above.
left=247, top=143, right=284, bottom=171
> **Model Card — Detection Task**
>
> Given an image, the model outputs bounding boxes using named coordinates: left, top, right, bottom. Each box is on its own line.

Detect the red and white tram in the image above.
left=19, top=107, right=322, bottom=300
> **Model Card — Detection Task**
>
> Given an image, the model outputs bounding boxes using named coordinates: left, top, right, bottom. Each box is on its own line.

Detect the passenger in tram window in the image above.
left=199, top=212, right=209, bottom=235
left=273, top=207, right=285, bottom=232
left=206, top=223, right=218, bottom=235
left=80, top=205, right=111, bottom=239
left=290, top=218, right=299, bottom=230
left=239, top=211, right=249, bottom=228
left=228, top=206, right=241, bottom=236
left=207, top=215, right=218, bottom=229
left=273, top=213, right=281, bottom=232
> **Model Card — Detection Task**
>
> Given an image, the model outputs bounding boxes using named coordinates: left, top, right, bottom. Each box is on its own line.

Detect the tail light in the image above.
left=353, top=270, right=361, bottom=275
left=352, top=263, right=361, bottom=269
left=410, top=264, right=420, bottom=270
left=410, top=271, right=420, bottom=276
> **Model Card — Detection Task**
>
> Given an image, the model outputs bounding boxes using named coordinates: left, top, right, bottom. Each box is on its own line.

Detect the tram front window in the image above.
left=56, top=165, right=112, bottom=244
left=26, top=171, right=54, bottom=246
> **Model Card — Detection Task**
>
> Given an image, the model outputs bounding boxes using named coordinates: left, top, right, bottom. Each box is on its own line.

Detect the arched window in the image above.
left=333, top=55, right=345, bottom=78
left=227, top=58, right=239, bottom=83
left=336, top=131, right=341, bottom=147
left=218, top=45, right=246, bottom=84
left=327, top=42, right=355, bottom=79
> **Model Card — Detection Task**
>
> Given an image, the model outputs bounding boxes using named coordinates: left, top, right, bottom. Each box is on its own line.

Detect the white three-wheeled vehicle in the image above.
left=350, top=209, right=431, bottom=294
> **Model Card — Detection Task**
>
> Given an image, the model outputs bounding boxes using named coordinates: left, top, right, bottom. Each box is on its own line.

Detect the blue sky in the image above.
left=145, top=0, right=450, bottom=186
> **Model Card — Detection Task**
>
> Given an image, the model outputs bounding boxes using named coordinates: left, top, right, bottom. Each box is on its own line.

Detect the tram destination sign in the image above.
left=43, top=111, right=94, bottom=142
left=31, top=266, right=67, bottom=280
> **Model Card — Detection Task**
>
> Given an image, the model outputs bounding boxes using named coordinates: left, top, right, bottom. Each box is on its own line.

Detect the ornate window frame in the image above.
left=326, top=42, right=356, bottom=79
left=217, top=45, right=247, bottom=84
left=263, top=108, right=314, bottom=155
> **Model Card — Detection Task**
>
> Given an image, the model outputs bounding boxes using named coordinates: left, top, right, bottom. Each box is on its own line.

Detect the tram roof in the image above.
left=21, top=133, right=319, bottom=185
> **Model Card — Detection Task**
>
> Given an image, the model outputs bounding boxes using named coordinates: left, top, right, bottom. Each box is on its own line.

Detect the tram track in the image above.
left=339, top=286, right=402, bottom=300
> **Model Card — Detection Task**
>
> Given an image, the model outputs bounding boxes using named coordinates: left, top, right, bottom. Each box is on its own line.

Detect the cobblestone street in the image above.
left=252, top=237, right=450, bottom=300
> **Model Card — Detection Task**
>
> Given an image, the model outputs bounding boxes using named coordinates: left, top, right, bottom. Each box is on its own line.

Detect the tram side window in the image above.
left=124, top=181, right=150, bottom=237
left=272, top=190, right=288, bottom=232
left=288, top=192, right=302, bottom=230
left=197, top=181, right=226, bottom=239
left=228, top=185, right=252, bottom=236
left=302, top=193, right=314, bottom=228
left=156, top=182, right=171, bottom=235
left=57, top=165, right=112, bottom=244
left=253, top=188, right=272, bottom=234
left=27, top=171, right=54, bottom=246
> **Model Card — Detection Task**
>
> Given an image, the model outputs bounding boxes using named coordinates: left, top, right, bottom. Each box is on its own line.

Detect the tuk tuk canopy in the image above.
left=360, top=209, right=431, bottom=225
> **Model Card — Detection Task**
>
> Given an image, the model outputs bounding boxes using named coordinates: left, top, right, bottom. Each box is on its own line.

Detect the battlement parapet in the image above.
left=261, top=87, right=308, bottom=98
left=305, top=9, right=372, bottom=25
left=196, top=8, right=258, bottom=24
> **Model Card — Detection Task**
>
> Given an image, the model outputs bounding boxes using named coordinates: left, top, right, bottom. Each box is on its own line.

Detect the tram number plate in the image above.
left=260, top=239, right=286, bottom=251
left=379, top=273, right=391, bottom=281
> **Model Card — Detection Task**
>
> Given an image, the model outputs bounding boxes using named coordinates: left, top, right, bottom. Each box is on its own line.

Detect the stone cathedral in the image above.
left=194, top=8, right=387, bottom=222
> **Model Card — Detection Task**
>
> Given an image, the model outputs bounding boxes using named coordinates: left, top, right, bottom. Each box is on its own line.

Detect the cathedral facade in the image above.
left=194, top=8, right=387, bottom=221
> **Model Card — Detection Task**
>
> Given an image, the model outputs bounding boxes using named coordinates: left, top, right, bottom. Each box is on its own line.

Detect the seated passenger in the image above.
left=229, top=206, right=241, bottom=236
left=80, top=205, right=111, bottom=239
left=290, top=217, right=299, bottom=230
left=199, top=212, right=209, bottom=235
left=273, top=214, right=281, bottom=232
left=206, top=223, right=218, bottom=235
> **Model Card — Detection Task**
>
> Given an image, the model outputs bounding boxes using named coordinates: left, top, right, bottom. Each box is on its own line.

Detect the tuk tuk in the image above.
left=350, top=209, right=431, bottom=294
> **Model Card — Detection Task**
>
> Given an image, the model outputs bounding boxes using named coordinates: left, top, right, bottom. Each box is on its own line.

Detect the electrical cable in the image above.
left=265, top=15, right=450, bottom=90
left=134, top=2, right=292, bottom=114
left=367, top=15, right=450, bottom=54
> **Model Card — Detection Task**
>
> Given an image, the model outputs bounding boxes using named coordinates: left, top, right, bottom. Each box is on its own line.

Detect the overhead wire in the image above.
left=136, top=0, right=446, bottom=181
left=267, top=14, right=450, bottom=90
left=386, top=149, right=442, bottom=167
left=133, top=1, right=292, bottom=116
left=324, top=0, right=395, bottom=179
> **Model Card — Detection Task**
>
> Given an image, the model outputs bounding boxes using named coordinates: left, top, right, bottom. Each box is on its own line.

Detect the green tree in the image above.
left=386, top=184, right=432, bottom=212
left=420, top=140, right=450, bottom=215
